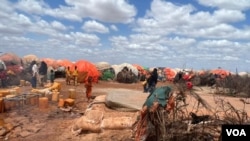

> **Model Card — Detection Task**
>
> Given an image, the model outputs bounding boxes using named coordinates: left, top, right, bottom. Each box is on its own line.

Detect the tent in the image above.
left=0, top=53, right=22, bottom=66
left=57, top=59, right=74, bottom=69
left=100, top=68, right=115, bottom=81
left=95, top=62, right=111, bottom=71
left=22, top=54, right=39, bottom=64
left=74, top=60, right=100, bottom=83
left=0, top=53, right=23, bottom=74
left=210, top=69, right=230, bottom=79
left=164, top=68, right=177, bottom=81
left=112, top=63, right=138, bottom=77
left=41, top=58, right=57, bottom=69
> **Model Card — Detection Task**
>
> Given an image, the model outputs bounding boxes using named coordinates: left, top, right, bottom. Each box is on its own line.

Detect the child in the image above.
left=85, top=76, right=93, bottom=102
left=50, top=69, right=55, bottom=84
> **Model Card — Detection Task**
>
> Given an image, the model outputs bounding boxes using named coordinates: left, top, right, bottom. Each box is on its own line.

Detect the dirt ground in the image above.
left=0, top=79, right=249, bottom=141
left=0, top=79, right=173, bottom=141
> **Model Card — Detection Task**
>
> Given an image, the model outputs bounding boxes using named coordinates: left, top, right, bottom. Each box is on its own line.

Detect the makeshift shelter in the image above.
left=0, top=53, right=22, bottom=66
left=22, top=54, right=39, bottom=65
left=112, top=63, right=138, bottom=77
left=133, top=64, right=147, bottom=75
left=112, top=63, right=138, bottom=83
left=0, top=53, right=23, bottom=75
left=100, top=68, right=115, bottom=81
left=95, top=62, right=111, bottom=71
left=56, top=59, right=74, bottom=69
left=210, top=68, right=230, bottom=79
left=74, top=60, right=100, bottom=83
left=164, top=68, right=177, bottom=81
left=21, top=54, right=40, bottom=72
left=41, top=58, right=57, bottom=69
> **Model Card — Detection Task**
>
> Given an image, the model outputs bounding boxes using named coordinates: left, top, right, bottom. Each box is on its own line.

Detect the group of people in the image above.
left=65, top=66, right=79, bottom=86
left=65, top=66, right=93, bottom=102
left=30, top=60, right=54, bottom=88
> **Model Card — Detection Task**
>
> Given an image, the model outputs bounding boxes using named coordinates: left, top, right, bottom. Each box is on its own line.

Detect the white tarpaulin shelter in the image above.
left=95, top=62, right=111, bottom=70
left=111, top=63, right=138, bottom=76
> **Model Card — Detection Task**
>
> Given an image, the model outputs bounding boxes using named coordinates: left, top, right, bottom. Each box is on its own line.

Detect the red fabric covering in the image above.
left=133, top=64, right=146, bottom=75
left=0, top=53, right=21, bottom=66
left=164, top=68, right=177, bottom=81
left=74, top=60, right=100, bottom=83
left=186, top=81, right=193, bottom=90
left=41, top=58, right=57, bottom=68
left=210, top=69, right=230, bottom=79
left=57, top=59, right=74, bottom=69
left=182, top=74, right=190, bottom=81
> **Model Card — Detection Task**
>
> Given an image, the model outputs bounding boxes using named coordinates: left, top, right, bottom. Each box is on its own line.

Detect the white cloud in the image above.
left=15, top=0, right=49, bottom=15
left=64, top=0, right=136, bottom=23
left=214, top=9, right=245, bottom=22
left=197, top=0, right=250, bottom=10
left=110, top=25, right=118, bottom=31
left=70, top=32, right=101, bottom=46
left=51, top=21, right=67, bottom=31
left=82, top=20, right=109, bottom=33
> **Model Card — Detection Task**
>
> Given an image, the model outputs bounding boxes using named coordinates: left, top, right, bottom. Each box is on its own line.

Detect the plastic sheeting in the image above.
left=111, top=63, right=138, bottom=76
left=22, top=54, right=39, bottom=65
left=0, top=53, right=22, bottom=66
left=210, top=69, right=230, bottom=78
left=105, top=88, right=148, bottom=111
left=95, top=62, right=111, bottom=70
left=164, top=68, right=177, bottom=81
left=56, top=59, right=74, bottom=69
left=74, top=60, right=100, bottom=82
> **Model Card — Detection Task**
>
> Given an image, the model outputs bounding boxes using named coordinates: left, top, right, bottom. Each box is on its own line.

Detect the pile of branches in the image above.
left=216, top=75, right=250, bottom=97
left=146, top=88, right=250, bottom=141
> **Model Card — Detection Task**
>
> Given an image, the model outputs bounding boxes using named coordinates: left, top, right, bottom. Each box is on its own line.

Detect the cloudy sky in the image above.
left=0, top=0, right=250, bottom=72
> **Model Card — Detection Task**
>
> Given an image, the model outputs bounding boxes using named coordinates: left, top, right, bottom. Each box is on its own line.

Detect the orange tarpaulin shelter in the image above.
left=0, top=53, right=22, bottom=66
left=164, top=68, right=177, bottom=81
left=210, top=69, right=230, bottom=79
left=57, top=59, right=74, bottom=69
left=41, top=58, right=57, bottom=68
left=74, top=60, right=100, bottom=83
left=0, top=53, right=23, bottom=74
left=133, top=64, right=146, bottom=75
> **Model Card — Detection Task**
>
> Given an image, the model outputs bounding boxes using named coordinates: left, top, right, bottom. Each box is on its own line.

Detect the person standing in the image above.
left=31, top=61, right=38, bottom=88
left=72, top=66, right=78, bottom=86
left=85, top=76, right=93, bottom=102
left=65, top=66, right=71, bottom=85
left=0, top=60, right=7, bottom=88
left=147, top=68, right=158, bottom=93
left=38, top=61, right=48, bottom=87
left=50, top=69, right=55, bottom=84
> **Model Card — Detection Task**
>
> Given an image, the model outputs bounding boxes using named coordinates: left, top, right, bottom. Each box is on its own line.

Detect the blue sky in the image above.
left=1, top=0, right=250, bottom=72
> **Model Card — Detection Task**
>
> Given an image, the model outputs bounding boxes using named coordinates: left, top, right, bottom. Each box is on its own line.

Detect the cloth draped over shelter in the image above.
left=74, top=60, right=100, bottom=83
left=112, top=63, right=138, bottom=77
left=164, top=68, right=177, bottom=81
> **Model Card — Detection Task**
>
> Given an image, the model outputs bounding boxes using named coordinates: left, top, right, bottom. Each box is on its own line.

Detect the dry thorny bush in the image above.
left=148, top=83, right=250, bottom=141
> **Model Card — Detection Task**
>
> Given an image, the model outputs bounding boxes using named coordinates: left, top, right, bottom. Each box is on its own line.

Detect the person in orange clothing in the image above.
left=85, top=76, right=93, bottom=102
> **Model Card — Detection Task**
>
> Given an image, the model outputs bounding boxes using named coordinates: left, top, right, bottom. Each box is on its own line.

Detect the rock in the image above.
left=26, top=126, right=41, bottom=133
left=19, top=131, right=32, bottom=137
left=0, top=127, right=7, bottom=136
